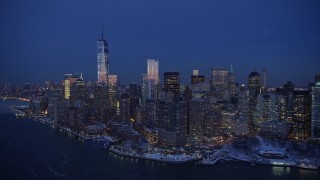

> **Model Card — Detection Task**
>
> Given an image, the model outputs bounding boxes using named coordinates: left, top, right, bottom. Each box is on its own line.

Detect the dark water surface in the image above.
left=0, top=100, right=319, bottom=179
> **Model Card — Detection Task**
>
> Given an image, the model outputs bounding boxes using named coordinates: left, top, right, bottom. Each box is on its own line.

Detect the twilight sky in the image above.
left=1, top=0, right=320, bottom=87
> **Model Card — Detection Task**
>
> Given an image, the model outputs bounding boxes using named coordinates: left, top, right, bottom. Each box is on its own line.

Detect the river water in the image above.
left=0, top=100, right=319, bottom=179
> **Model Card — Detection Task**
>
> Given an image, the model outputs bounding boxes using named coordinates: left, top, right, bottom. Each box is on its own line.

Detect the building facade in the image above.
left=157, top=100, right=188, bottom=146
left=191, top=70, right=205, bottom=85
left=247, top=70, right=262, bottom=133
left=64, top=74, right=80, bottom=100
left=142, top=59, right=160, bottom=105
left=163, top=72, right=180, bottom=97
left=211, top=67, right=230, bottom=101
left=188, top=99, right=207, bottom=144
left=253, top=93, right=280, bottom=132
left=290, top=90, right=311, bottom=141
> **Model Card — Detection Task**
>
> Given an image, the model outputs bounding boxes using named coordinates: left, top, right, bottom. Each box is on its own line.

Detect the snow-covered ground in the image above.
left=202, top=136, right=319, bottom=169
left=109, top=146, right=201, bottom=164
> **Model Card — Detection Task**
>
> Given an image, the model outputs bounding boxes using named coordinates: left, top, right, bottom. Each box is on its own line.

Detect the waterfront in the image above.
left=0, top=100, right=319, bottom=179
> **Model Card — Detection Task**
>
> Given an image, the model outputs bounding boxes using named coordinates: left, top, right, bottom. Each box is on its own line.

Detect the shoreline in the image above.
left=5, top=100, right=320, bottom=169
left=107, top=146, right=202, bottom=164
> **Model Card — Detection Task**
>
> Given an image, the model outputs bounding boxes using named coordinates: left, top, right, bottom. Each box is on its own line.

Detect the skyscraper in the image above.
left=48, top=89, right=61, bottom=122
left=283, top=81, right=294, bottom=123
left=163, top=72, right=180, bottom=97
left=108, top=75, right=118, bottom=108
left=237, top=85, right=250, bottom=135
left=70, top=77, right=86, bottom=107
left=141, top=74, right=148, bottom=106
left=228, top=65, right=236, bottom=97
left=191, top=70, right=205, bottom=85
left=248, top=70, right=262, bottom=96
left=97, top=26, right=109, bottom=84
left=253, top=93, right=279, bottom=132
left=157, top=99, right=188, bottom=146
left=290, top=90, right=311, bottom=141
left=211, top=67, right=229, bottom=87
left=108, top=75, right=117, bottom=86
left=211, top=67, right=230, bottom=101
left=311, top=74, right=320, bottom=141
left=260, top=69, right=267, bottom=93
left=247, top=69, right=262, bottom=133
left=147, top=59, right=159, bottom=99
left=189, top=98, right=207, bottom=144
left=142, top=59, right=159, bottom=103
left=141, top=60, right=160, bottom=127
left=147, top=59, right=159, bottom=84
left=64, top=74, right=80, bottom=100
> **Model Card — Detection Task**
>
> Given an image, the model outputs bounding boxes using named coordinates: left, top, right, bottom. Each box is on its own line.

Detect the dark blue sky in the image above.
left=1, top=0, right=320, bottom=87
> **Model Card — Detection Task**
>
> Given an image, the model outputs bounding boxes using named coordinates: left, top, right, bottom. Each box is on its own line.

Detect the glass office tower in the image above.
left=97, top=27, right=109, bottom=85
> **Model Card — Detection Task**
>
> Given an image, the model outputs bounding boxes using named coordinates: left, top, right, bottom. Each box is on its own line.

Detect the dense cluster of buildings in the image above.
left=1, top=31, right=319, bottom=148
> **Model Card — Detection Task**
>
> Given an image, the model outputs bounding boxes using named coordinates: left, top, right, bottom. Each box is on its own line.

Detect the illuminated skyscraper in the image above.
left=108, top=75, right=117, bottom=86
left=247, top=69, right=262, bottom=133
left=253, top=93, right=279, bottom=132
left=147, top=59, right=159, bottom=84
left=64, top=77, right=71, bottom=100
left=290, top=90, right=311, bottom=141
left=189, top=99, right=207, bottom=144
left=142, top=74, right=148, bottom=106
left=163, top=72, right=180, bottom=97
left=236, top=86, right=250, bottom=136
left=311, top=74, right=320, bottom=141
left=157, top=99, right=188, bottom=146
left=211, top=67, right=230, bottom=101
left=97, top=26, right=109, bottom=84
left=283, top=81, right=294, bottom=122
left=70, top=77, right=86, bottom=106
left=64, top=74, right=80, bottom=100
left=248, top=70, right=262, bottom=96
left=108, top=75, right=118, bottom=108
left=142, top=59, right=159, bottom=104
left=48, top=89, right=60, bottom=122
left=191, top=70, right=205, bottom=85
left=228, top=65, right=236, bottom=97
left=211, top=67, right=229, bottom=87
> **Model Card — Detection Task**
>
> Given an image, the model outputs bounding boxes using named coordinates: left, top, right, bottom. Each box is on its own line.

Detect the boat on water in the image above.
left=296, top=163, right=318, bottom=170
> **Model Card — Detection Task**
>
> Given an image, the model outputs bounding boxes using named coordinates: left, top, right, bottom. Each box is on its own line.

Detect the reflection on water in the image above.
left=299, top=169, right=319, bottom=176
left=272, top=166, right=291, bottom=176
left=272, top=165, right=319, bottom=177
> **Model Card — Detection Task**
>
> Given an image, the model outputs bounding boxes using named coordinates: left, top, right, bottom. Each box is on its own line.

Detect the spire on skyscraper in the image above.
left=262, top=68, right=267, bottom=88
left=101, top=24, right=104, bottom=40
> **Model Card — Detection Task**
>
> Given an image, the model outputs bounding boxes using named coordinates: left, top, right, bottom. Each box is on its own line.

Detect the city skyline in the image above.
left=1, top=0, right=320, bottom=86
left=1, top=1, right=320, bottom=178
